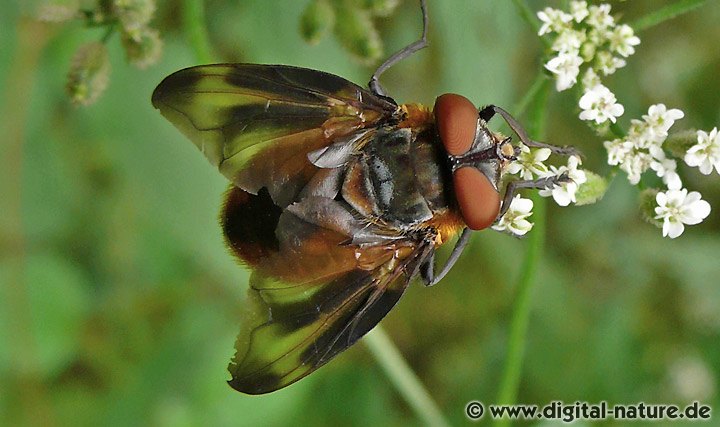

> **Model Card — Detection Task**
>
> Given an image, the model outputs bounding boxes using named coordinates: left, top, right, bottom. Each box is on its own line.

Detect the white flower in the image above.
left=493, top=196, right=534, bottom=236
left=578, top=84, right=624, bottom=124
left=505, top=145, right=551, bottom=180
left=655, top=189, right=711, bottom=238
left=642, top=104, right=685, bottom=142
left=537, top=7, right=573, bottom=36
left=595, top=51, right=626, bottom=75
left=627, top=119, right=655, bottom=148
left=539, top=156, right=587, bottom=206
left=608, top=24, right=640, bottom=57
left=581, top=68, right=601, bottom=90
left=552, top=29, right=586, bottom=53
left=619, top=150, right=652, bottom=185
left=604, top=138, right=632, bottom=166
left=569, top=1, right=589, bottom=23
left=649, top=146, right=682, bottom=190
left=545, top=51, right=583, bottom=91
left=586, top=4, right=615, bottom=30
left=586, top=27, right=607, bottom=47
left=685, top=127, right=720, bottom=175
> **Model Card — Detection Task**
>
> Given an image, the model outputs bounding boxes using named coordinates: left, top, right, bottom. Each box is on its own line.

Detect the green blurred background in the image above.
left=1, top=1, right=719, bottom=426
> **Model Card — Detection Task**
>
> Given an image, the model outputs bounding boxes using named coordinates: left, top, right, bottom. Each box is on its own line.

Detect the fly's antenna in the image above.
left=368, top=0, right=428, bottom=97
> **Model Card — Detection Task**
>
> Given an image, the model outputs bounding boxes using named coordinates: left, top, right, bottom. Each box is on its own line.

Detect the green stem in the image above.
left=631, top=0, right=708, bottom=33
left=494, top=78, right=550, bottom=427
left=610, top=122, right=626, bottom=138
left=364, top=327, right=451, bottom=427
left=513, top=73, right=549, bottom=118
left=511, top=0, right=551, bottom=48
left=101, top=23, right=116, bottom=44
left=181, top=0, right=214, bottom=63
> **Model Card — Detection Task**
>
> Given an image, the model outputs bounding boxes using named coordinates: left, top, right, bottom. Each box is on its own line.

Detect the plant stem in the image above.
left=514, top=73, right=549, bottom=118
left=182, top=0, right=214, bottom=63
left=494, top=78, right=550, bottom=427
left=511, top=0, right=550, bottom=48
left=364, top=327, right=451, bottom=427
left=631, top=0, right=708, bottom=33
left=610, top=122, right=626, bottom=138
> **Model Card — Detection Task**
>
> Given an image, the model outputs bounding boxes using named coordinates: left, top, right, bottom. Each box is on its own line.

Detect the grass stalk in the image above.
left=365, top=327, right=451, bottom=427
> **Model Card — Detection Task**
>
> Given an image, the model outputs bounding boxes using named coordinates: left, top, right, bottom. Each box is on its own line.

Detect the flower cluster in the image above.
left=499, top=148, right=588, bottom=236
left=538, top=2, right=716, bottom=239
left=604, top=104, right=684, bottom=187
left=539, top=1, right=640, bottom=92
left=39, top=0, right=162, bottom=105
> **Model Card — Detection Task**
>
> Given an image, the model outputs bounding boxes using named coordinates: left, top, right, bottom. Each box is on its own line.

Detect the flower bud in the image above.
left=66, top=42, right=111, bottom=106
left=300, top=0, right=334, bottom=45
left=333, top=3, right=382, bottom=64
left=121, top=26, right=162, bottom=69
left=113, top=0, right=156, bottom=28
left=36, top=0, right=79, bottom=22
left=639, top=188, right=663, bottom=228
left=665, top=129, right=699, bottom=159
left=574, top=170, right=608, bottom=206
left=361, top=0, right=400, bottom=17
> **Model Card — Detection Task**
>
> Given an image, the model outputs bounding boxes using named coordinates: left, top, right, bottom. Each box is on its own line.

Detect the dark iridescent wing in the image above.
left=222, top=187, right=430, bottom=394
left=153, top=63, right=420, bottom=394
left=151, top=64, right=398, bottom=207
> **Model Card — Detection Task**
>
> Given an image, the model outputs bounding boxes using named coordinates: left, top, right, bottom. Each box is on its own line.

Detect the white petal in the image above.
left=686, top=199, right=711, bottom=223
left=512, top=197, right=534, bottom=213
left=699, top=160, right=714, bottom=175
left=684, top=151, right=702, bottom=167
left=579, top=110, right=596, bottom=121
left=553, top=189, right=573, bottom=206
left=666, top=189, right=687, bottom=205
left=665, top=172, right=682, bottom=190
left=664, top=219, right=685, bottom=239
left=509, top=219, right=533, bottom=236
left=656, top=191, right=668, bottom=207
left=535, top=148, right=552, bottom=161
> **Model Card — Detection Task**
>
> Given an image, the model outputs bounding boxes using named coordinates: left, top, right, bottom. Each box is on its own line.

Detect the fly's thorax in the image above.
left=340, top=121, right=459, bottom=233
left=397, top=103, right=433, bottom=130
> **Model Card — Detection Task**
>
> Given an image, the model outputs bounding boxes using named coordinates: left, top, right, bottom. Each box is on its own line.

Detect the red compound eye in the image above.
left=435, top=93, right=500, bottom=230
left=452, top=166, right=501, bottom=230
left=434, top=93, right=478, bottom=156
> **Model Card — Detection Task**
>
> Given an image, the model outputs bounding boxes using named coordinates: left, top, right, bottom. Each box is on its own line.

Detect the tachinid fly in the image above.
left=151, top=0, right=576, bottom=394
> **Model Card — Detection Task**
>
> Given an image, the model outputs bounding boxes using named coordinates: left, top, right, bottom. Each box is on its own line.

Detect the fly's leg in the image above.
left=479, top=105, right=581, bottom=158
left=368, top=0, right=428, bottom=97
left=420, top=228, right=472, bottom=286
left=498, top=174, right=571, bottom=218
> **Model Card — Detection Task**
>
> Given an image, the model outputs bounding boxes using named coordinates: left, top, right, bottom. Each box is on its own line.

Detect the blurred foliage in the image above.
left=1, top=1, right=719, bottom=426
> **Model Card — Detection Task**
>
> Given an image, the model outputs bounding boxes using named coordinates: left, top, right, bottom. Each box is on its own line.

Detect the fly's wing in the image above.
left=152, top=64, right=398, bottom=207
left=222, top=187, right=431, bottom=394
